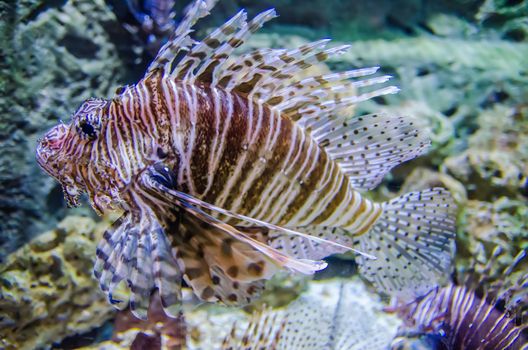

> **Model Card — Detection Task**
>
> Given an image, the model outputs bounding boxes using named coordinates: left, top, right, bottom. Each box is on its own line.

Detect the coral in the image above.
left=112, top=295, right=186, bottom=350
left=444, top=104, right=527, bottom=199
left=80, top=294, right=186, bottom=350
left=336, top=36, right=528, bottom=122
left=0, top=0, right=131, bottom=259
left=0, top=216, right=115, bottom=350
left=79, top=278, right=400, bottom=349
left=248, top=272, right=309, bottom=311
left=477, top=0, right=528, bottom=41
left=458, top=198, right=528, bottom=269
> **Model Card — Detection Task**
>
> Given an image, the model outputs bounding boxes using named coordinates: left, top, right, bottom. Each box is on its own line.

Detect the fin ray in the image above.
left=354, top=188, right=456, bottom=299
left=312, top=113, right=431, bottom=191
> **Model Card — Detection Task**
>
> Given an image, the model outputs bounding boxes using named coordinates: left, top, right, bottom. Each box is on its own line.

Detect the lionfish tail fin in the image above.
left=93, top=213, right=182, bottom=319
left=354, top=188, right=456, bottom=299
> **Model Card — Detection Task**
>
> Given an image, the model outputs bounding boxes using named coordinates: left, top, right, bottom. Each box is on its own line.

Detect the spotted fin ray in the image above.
left=165, top=210, right=270, bottom=305
left=309, top=113, right=431, bottom=191
left=354, top=188, right=456, bottom=299
left=93, top=212, right=182, bottom=320
left=143, top=0, right=422, bottom=192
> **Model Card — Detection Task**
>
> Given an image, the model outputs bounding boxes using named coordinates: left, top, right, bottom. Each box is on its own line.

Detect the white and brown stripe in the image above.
left=394, top=284, right=528, bottom=349
left=95, top=73, right=382, bottom=235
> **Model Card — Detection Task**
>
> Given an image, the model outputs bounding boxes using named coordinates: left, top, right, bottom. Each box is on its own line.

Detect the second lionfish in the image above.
left=36, top=0, right=456, bottom=318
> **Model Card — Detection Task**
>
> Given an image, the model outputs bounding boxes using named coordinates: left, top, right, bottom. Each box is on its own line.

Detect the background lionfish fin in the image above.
left=145, top=0, right=218, bottom=76
left=223, top=283, right=395, bottom=349
left=222, top=306, right=287, bottom=350
left=310, top=113, right=431, bottom=191
left=94, top=213, right=183, bottom=320
left=354, top=188, right=456, bottom=300
left=223, top=299, right=330, bottom=350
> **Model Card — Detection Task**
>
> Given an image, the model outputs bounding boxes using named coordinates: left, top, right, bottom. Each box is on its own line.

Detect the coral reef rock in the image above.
left=0, top=216, right=115, bottom=350
left=444, top=104, right=527, bottom=200
left=0, top=0, right=130, bottom=259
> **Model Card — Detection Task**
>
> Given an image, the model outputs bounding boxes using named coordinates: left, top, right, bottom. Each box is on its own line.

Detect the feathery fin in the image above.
left=222, top=283, right=397, bottom=349
left=269, top=188, right=456, bottom=300
left=94, top=213, right=183, bottom=320
left=311, top=113, right=431, bottom=191
left=144, top=0, right=397, bottom=129
left=146, top=0, right=218, bottom=75
left=354, top=188, right=456, bottom=299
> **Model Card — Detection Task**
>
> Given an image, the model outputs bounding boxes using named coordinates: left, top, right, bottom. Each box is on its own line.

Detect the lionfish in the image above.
left=36, top=0, right=456, bottom=319
left=391, top=247, right=528, bottom=350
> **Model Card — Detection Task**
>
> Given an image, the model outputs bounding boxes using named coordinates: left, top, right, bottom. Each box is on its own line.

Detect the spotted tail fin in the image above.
left=354, top=188, right=456, bottom=299
left=268, top=188, right=456, bottom=300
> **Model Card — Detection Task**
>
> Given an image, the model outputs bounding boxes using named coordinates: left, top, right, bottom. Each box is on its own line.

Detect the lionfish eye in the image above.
left=80, top=121, right=95, bottom=137
left=78, top=118, right=99, bottom=140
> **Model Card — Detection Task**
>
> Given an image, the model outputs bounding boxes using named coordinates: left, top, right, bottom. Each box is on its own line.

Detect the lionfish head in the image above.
left=36, top=98, right=109, bottom=207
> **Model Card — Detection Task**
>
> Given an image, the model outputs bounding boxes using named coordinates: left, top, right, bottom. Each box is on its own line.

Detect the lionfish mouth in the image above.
left=36, top=123, right=69, bottom=177
left=36, top=123, right=83, bottom=207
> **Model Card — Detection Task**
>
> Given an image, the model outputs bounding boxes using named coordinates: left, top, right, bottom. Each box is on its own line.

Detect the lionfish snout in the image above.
left=36, top=123, right=69, bottom=179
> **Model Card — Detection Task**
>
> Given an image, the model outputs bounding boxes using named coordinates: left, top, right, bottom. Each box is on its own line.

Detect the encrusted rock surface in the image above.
left=0, top=216, right=115, bottom=350
left=444, top=104, right=527, bottom=199
left=0, top=0, right=131, bottom=259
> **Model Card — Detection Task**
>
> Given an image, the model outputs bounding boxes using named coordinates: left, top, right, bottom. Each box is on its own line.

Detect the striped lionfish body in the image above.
left=36, top=0, right=456, bottom=319
left=120, top=77, right=380, bottom=232
left=391, top=248, right=528, bottom=350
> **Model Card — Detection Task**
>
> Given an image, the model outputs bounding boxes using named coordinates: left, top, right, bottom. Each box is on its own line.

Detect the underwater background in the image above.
left=0, top=0, right=527, bottom=349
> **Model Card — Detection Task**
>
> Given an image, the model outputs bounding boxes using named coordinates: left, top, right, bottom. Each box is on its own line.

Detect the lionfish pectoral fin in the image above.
left=167, top=211, right=270, bottom=306
left=93, top=211, right=183, bottom=320
left=141, top=165, right=327, bottom=275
